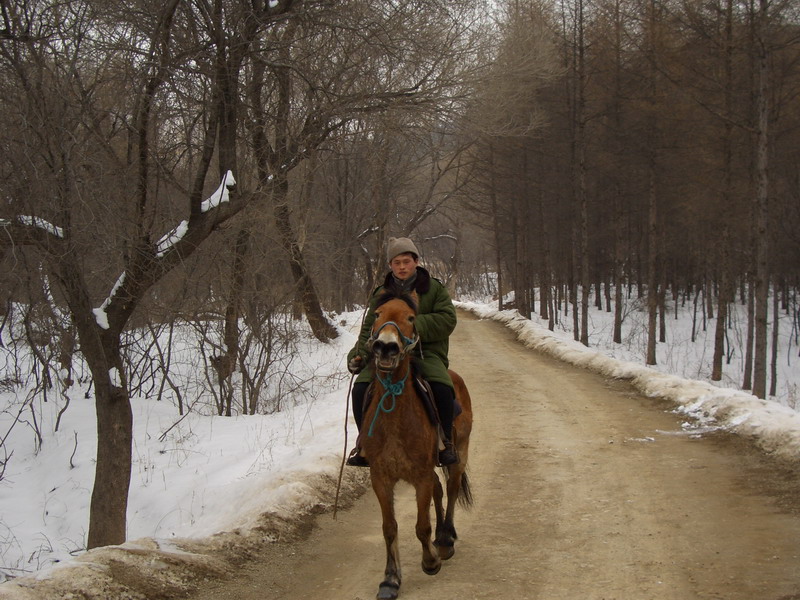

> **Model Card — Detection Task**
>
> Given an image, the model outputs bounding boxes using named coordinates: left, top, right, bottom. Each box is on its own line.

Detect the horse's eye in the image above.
left=408, top=316, right=415, bottom=323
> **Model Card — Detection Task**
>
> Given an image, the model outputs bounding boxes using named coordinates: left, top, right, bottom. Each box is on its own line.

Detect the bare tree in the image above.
left=0, top=0, right=298, bottom=549
left=464, top=0, right=561, bottom=316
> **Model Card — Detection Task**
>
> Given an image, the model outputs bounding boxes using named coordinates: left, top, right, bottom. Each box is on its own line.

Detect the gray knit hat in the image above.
left=386, top=237, right=419, bottom=262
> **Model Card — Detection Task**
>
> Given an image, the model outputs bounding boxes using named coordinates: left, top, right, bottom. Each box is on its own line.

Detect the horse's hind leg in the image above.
left=372, top=476, right=402, bottom=599
left=435, top=463, right=465, bottom=559
left=436, top=378, right=473, bottom=559
left=415, top=478, right=441, bottom=576
left=432, top=473, right=445, bottom=543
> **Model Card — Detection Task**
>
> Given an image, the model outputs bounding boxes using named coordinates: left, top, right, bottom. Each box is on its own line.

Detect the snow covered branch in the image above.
left=200, top=171, right=236, bottom=213
left=0, top=215, right=64, bottom=245
left=92, top=272, right=126, bottom=330
left=157, top=171, right=237, bottom=259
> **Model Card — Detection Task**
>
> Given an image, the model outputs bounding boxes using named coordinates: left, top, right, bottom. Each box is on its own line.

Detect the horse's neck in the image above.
left=378, top=358, right=413, bottom=386
left=366, top=358, right=432, bottom=441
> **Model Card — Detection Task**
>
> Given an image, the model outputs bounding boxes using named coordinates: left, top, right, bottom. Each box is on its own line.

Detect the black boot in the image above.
left=347, top=383, right=370, bottom=467
left=346, top=447, right=369, bottom=467
left=438, top=440, right=458, bottom=466
left=430, top=382, right=458, bottom=466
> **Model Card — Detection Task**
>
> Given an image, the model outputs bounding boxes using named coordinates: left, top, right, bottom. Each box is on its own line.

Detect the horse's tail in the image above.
left=446, top=467, right=473, bottom=509
left=459, top=471, right=474, bottom=508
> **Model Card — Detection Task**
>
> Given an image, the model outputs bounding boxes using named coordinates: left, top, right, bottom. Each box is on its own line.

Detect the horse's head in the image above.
left=367, top=286, right=419, bottom=373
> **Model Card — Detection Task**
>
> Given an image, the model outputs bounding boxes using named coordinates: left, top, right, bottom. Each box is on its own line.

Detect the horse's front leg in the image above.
left=415, top=476, right=441, bottom=576
left=372, top=475, right=402, bottom=599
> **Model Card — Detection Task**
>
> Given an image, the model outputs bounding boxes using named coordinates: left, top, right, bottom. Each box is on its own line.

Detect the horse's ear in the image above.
left=410, top=290, right=419, bottom=305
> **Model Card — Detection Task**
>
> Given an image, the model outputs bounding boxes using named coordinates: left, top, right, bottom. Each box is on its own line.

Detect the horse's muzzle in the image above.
left=372, top=340, right=401, bottom=371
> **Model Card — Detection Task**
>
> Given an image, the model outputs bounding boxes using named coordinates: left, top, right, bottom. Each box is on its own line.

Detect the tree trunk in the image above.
left=658, top=254, right=667, bottom=343
left=712, top=0, right=734, bottom=382
left=227, top=227, right=249, bottom=413
left=489, top=145, right=504, bottom=312
left=743, top=275, right=755, bottom=390
left=706, top=270, right=715, bottom=320
left=538, top=193, right=551, bottom=323
left=87, top=372, right=132, bottom=549
left=79, top=306, right=131, bottom=549
left=644, top=0, right=660, bottom=366
left=752, top=0, right=770, bottom=399
left=274, top=197, right=337, bottom=343
left=613, top=260, right=623, bottom=344
left=574, top=0, right=589, bottom=347
left=646, top=167, right=658, bottom=365
left=770, top=277, right=779, bottom=396
left=51, top=251, right=132, bottom=550
left=570, top=232, right=580, bottom=342
left=711, top=282, right=729, bottom=381
left=712, top=233, right=730, bottom=381
left=514, top=150, right=529, bottom=318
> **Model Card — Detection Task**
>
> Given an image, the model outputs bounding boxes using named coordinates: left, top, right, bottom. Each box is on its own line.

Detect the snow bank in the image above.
left=457, top=301, right=800, bottom=462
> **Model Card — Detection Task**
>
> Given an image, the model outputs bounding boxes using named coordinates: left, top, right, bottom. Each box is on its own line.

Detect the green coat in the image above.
left=348, top=267, right=456, bottom=389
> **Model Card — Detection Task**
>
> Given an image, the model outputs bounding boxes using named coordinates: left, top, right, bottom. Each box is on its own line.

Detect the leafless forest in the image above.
left=0, top=0, right=798, bottom=559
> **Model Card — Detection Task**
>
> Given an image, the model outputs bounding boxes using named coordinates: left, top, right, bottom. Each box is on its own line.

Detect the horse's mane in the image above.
left=375, top=283, right=417, bottom=313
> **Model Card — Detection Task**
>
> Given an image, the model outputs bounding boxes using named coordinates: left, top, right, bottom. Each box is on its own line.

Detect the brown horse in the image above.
left=360, top=287, right=473, bottom=600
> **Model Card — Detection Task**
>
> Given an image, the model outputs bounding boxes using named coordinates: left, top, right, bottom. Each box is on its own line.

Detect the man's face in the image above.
left=389, top=253, right=419, bottom=281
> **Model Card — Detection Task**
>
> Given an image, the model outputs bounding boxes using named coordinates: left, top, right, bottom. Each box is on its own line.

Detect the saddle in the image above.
left=412, top=377, right=462, bottom=426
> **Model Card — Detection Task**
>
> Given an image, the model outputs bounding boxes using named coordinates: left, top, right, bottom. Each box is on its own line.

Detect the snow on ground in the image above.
left=0, top=316, right=359, bottom=584
left=1, top=295, right=799, bottom=587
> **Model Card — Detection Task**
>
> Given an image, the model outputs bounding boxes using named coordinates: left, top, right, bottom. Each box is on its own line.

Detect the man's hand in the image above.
left=348, top=356, right=364, bottom=374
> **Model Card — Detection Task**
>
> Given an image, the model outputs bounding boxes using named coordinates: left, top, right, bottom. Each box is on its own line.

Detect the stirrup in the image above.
left=346, top=447, right=369, bottom=467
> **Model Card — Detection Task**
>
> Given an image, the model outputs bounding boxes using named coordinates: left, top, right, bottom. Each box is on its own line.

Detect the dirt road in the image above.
left=186, top=312, right=800, bottom=600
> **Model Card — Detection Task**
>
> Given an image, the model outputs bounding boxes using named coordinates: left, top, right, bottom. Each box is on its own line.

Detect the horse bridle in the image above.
left=366, top=320, right=419, bottom=372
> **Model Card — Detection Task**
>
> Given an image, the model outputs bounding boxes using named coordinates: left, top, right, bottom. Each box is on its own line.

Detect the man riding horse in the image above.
left=346, top=236, right=458, bottom=467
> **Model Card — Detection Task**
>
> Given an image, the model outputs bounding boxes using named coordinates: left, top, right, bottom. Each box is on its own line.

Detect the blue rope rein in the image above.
left=367, top=369, right=410, bottom=437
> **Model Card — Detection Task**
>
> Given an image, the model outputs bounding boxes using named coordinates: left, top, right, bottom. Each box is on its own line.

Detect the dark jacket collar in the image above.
left=383, top=266, right=431, bottom=295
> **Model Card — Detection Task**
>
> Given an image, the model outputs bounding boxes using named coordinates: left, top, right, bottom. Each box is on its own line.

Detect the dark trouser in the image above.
left=352, top=380, right=455, bottom=439
left=351, top=382, right=369, bottom=432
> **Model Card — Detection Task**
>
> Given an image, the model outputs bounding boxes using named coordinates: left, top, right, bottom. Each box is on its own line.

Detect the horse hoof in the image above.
left=377, top=582, right=400, bottom=599
left=422, top=560, right=442, bottom=576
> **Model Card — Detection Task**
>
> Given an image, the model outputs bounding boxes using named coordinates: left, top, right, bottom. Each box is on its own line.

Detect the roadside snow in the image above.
left=457, top=301, right=800, bottom=461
